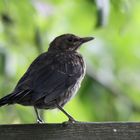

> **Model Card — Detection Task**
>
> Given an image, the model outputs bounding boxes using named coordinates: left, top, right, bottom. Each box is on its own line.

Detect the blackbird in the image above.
left=0, top=34, right=94, bottom=123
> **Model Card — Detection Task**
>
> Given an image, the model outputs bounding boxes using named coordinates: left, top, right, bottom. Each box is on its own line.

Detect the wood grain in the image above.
left=0, top=122, right=140, bottom=140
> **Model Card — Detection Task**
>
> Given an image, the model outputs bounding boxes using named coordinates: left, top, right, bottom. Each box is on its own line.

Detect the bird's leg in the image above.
left=34, top=107, right=44, bottom=124
left=56, top=103, right=77, bottom=123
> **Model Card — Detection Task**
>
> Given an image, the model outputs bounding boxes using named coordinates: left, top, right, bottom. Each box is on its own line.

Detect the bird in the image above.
left=0, top=34, right=94, bottom=123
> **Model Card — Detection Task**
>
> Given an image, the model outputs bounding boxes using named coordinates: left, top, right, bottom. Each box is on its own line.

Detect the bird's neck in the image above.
left=48, top=49, right=78, bottom=54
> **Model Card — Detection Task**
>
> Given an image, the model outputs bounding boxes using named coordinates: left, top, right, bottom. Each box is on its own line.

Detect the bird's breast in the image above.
left=54, top=52, right=86, bottom=77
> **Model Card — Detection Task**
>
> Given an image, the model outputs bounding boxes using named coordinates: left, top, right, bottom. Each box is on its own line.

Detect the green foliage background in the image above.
left=0, top=0, right=140, bottom=124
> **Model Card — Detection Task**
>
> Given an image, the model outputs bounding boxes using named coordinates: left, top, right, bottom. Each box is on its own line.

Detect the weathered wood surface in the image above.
left=0, top=122, right=140, bottom=140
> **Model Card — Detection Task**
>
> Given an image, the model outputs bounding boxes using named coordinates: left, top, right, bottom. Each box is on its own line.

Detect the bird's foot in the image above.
left=62, top=117, right=79, bottom=126
left=37, top=118, right=44, bottom=124
left=68, top=117, right=77, bottom=123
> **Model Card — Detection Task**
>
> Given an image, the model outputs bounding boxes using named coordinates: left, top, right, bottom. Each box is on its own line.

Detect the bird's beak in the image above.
left=80, top=37, right=94, bottom=43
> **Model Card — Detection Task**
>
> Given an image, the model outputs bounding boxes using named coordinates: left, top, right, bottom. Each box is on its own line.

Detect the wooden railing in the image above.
left=0, top=122, right=139, bottom=140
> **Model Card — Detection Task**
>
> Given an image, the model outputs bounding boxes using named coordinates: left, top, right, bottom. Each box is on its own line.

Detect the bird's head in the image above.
left=48, top=34, right=94, bottom=52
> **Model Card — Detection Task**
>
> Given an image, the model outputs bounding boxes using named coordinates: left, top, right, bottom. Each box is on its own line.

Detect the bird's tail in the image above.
left=0, top=93, right=14, bottom=107
left=0, top=90, right=32, bottom=107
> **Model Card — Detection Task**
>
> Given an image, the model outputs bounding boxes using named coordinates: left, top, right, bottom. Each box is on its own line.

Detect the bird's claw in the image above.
left=68, top=117, right=77, bottom=123
left=37, top=119, right=44, bottom=124
left=62, top=117, right=78, bottom=126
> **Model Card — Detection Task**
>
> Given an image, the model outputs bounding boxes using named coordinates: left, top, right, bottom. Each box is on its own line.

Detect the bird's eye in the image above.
left=67, top=37, right=73, bottom=42
left=67, top=37, right=78, bottom=42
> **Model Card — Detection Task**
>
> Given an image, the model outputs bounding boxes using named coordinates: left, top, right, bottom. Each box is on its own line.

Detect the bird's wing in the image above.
left=14, top=52, right=83, bottom=104
left=15, top=52, right=52, bottom=90
left=31, top=60, right=81, bottom=103
left=12, top=52, right=53, bottom=103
